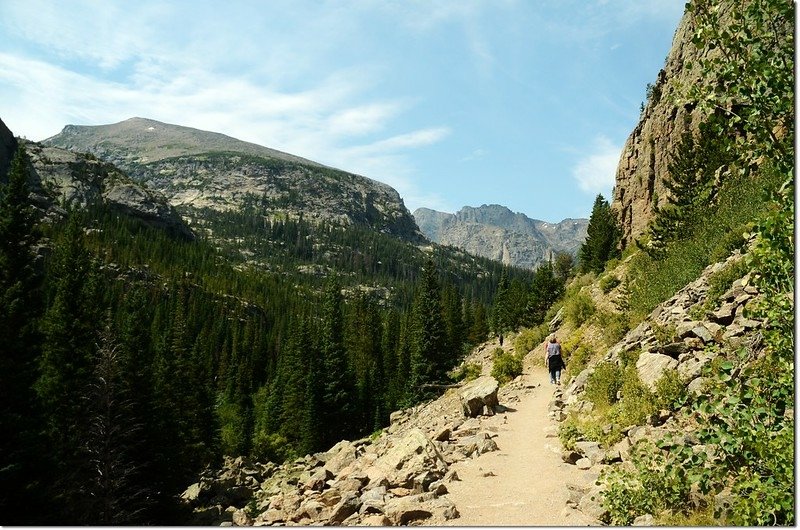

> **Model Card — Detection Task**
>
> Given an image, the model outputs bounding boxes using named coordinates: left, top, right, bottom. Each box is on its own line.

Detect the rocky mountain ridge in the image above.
left=611, top=8, right=703, bottom=246
left=1, top=117, right=190, bottom=238
left=44, top=118, right=424, bottom=242
left=413, top=204, right=587, bottom=270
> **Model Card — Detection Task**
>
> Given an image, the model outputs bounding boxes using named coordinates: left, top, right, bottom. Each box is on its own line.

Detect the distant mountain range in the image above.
left=413, top=204, right=588, bottom=270
left=44, top=117, right=424, bottom=242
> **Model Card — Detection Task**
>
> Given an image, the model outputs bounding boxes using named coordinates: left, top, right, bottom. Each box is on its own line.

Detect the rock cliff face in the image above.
left=44, top=118, right=424, bottom=242
left=22, top=140, right=192, bottom=238
left=0, top=117, right=18, bottom=180
left=413, top=204, right=587, bottom=270
left=612, top=8, right=708, bottom=246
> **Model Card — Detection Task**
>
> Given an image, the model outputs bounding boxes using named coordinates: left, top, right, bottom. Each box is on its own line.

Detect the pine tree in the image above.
left=409, top=260, right=446, bottom=402
left=579, top=194, right=620, bottom=274
left=320, top=278, right=356, bottom=447
left=491, top=269, right=511, bottom=344
left=84, top=319, right=150, bottom=524
left=527, top=261, right=564, bottom=325
left=0, top=144, right=47, bottom=523
left=644, top=116, right=735, bottom=257
left=35, top=213, right=103, bottom=521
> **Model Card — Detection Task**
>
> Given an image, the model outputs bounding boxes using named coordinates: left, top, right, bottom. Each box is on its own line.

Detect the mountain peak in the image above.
left=44, top=118, right=425, bottom=242
left=48, top=117, right=325, bottom=168
left=413, top=206, right=587, bottom=269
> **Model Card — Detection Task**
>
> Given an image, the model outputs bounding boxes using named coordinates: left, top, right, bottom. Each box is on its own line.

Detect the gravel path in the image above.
left=443, top=365, right=598, bottom=526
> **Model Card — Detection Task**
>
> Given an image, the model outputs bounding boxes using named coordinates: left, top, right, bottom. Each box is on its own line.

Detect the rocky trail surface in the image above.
left=179, top=337, right=609, bottom=526
left=443, top=364, right=597, bottom=526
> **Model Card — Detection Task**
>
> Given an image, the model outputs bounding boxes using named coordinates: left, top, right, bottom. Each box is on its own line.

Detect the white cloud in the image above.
left=572, top=135, right=621, bottom=195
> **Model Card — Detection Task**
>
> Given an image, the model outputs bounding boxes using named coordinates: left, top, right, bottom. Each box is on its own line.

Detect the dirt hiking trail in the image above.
left=443, top=364, right=598, bottom=526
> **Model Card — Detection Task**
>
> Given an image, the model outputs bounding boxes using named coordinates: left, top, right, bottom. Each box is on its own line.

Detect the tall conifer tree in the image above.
left=409, top=260, right=446, bottom=402
left=0, top=145, right=46, bottom=522
left=579, top=194, right=620, bottom=274
left=320, top=278, right=355, bottom=447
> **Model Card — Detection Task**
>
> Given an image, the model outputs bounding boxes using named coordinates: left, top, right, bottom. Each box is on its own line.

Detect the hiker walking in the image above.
left=544, top=334, right=564, bottom=385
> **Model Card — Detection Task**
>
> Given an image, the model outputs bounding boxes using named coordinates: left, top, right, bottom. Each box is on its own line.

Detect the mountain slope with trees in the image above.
left=1, top=119, right=562, bottom=524
left=44, top=117, right=425, bottom=242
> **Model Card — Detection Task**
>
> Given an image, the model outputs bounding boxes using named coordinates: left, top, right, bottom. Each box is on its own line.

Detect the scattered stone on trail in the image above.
left=633, top=513, right=655, bottom=526
left=459, top=376, right=500, bottom=417
left=561, top=449, right=582, bottom=465
left=574, top=441, right=604, bottom=465
left=575, top=458, right=592, bottom=470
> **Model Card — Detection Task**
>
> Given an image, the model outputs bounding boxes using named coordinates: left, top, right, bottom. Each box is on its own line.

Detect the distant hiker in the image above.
left=544, top=334, right=564, bottom=385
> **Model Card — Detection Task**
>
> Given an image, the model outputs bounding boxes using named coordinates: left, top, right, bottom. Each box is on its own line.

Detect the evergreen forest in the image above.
left=0, top=145, right=570, bottom=524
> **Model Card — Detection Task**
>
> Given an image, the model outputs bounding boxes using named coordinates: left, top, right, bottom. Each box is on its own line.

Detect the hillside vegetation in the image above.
left=515, top=0, right=793, bottom=525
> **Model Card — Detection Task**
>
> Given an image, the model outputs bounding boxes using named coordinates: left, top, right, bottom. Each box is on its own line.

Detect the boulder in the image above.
left=231, top=508, right=253, bottom=526
left=459, top=376, right=500, bottom=417
left=383, top=494, right=458, bottom=525
left=549, top=306, right=564, bottom=331
left=303, top=467, right=333, bottom=492
left=633, top=514, right=655, bottom=526
left=574, top=441, right=604, bottom=465
left=293, top=499, right=328, bottom=523
left=181, top=481, right=209, bottom=504
left=328, top=492, right=361, bottom=524
left=577, top=487, right=608, bottom=521
left=561, top=449, right=582, bottom=465
left=367, top=428, right=446, bottom=488
left=324, top=440, right=358, bottom=475
left=636, top=353, right=678, bottom=391
left=360, top=514, right=391, bottom=526
left=709, top=303, right=736, bottom=325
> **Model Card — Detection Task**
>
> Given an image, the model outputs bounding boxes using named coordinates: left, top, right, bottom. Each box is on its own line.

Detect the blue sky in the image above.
left=0, top=0, right=685, bottom=221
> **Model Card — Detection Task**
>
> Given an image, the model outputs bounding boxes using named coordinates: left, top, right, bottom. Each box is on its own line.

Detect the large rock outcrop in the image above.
left=22, top=140, right=193, bottom=238
left=0, top=117, right=18, bottom=180
left=413, top=204, right=587, bottom=269
left=611, top=8, right=707, bottom=247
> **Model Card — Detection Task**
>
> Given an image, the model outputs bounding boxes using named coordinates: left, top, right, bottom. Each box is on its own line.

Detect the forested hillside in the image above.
left=0, top=123, right=574, bottom=524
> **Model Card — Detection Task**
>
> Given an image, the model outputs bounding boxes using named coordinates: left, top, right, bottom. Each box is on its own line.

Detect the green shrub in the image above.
left=595, top=310, right=630, bottom=345
left=564, top=292, right=596, bottom=327
left=618, top=347, right=641, bottom=369
left=599, top=274, right=622, bottom=293
left=565, top=344, right=592, bottom=381
left=702, top=257, right=750, bottom=313
left=584, top=362, right=623, bottom=410
left=616, top=367, right=656, bottom=426
left=650, top=322, right=675, bottom=346
left=491, top=351, right=523, bottom=384
left=558, top=417, right=581, bottom=451
left=513, top=324, right=549, bottom=358
left=601, top=440, right=692, bottom=525
left=453, top=362, right=482, bottom=382
left=654, top=369, right=688, bottom=411
left=252, top=431, right=296, bottom=463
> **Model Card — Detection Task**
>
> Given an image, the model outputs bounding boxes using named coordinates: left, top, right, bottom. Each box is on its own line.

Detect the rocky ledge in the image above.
left=180, top=375, right=540, bottom=526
